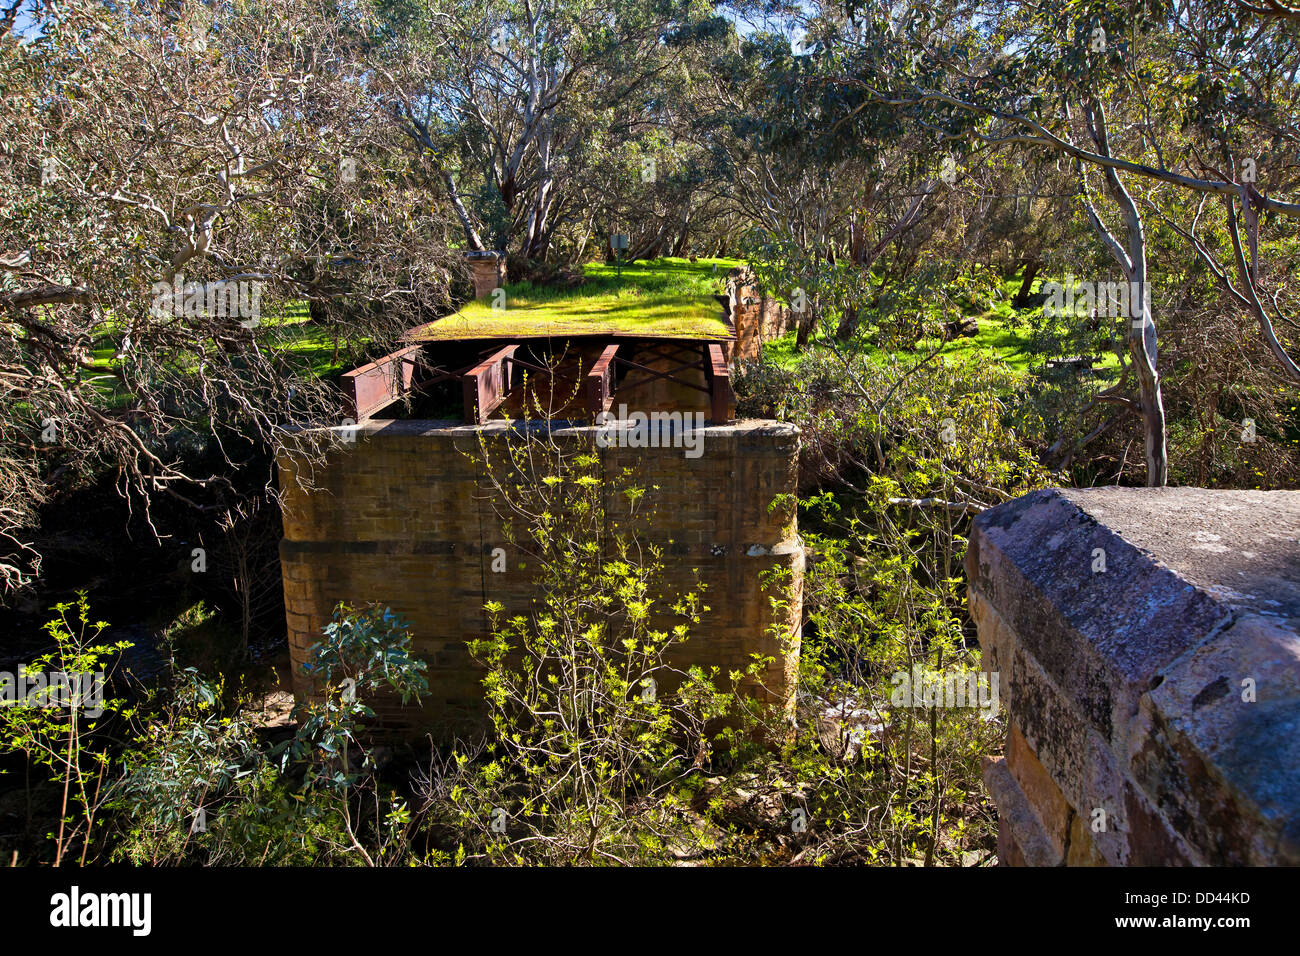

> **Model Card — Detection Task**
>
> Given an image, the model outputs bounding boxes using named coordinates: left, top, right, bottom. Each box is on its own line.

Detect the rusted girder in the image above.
left=705, top=343, right=734, bottom=424
left=462, top=344, right=520, bottom=424
left=342, top=344, right=423, bottom=421
left=585, top=344, right=619, bottom=418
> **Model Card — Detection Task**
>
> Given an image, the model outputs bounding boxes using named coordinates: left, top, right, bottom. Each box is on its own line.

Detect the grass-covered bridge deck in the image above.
left=404, top=257, right=738, bottom=343
left=345, top=257, right=742, bottom=424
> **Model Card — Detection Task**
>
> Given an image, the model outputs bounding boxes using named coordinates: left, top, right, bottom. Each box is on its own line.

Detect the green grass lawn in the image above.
left=407, top=257, right=740, bottom=342
left=927, top=279, right=1122, bottom=373
left=926, top=315, right=1041, bottom=372
left=76, top=299, right=362, bottom=412
left=257, top=301, right=366, bottom=378
left=759, top=275, right=1125, bottom=377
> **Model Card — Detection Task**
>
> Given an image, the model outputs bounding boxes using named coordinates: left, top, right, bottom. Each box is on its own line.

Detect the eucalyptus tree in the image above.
left=377, top=0, right=723, bottom=259
left=810, top=0, right=1300, bottom=486
left=0, top=0, right=457, bottom=599
left=710, top=4, right=953, bottom=348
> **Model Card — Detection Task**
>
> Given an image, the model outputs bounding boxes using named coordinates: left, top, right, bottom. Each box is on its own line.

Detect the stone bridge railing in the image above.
left=966, top=487, right=1300, bottom=866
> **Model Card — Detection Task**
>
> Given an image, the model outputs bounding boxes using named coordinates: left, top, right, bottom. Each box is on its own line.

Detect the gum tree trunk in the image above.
left=1079, top=99, right=1168, bottom=486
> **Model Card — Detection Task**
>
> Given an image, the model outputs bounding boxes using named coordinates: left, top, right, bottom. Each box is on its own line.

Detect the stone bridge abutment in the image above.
left=278, top=419, right=803, bottom=734
left=967, top=487, right=1300, bottom=866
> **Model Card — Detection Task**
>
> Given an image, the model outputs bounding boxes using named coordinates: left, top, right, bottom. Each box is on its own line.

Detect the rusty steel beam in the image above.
left=462, top=344, right=519, bottom=424
left=342, top=344, right=424, bottom=421
left=705, top=342, right=734, bottom=424
left=613, top=342, right=711, bottom=395
left=585, top=344, right=619, bottom=419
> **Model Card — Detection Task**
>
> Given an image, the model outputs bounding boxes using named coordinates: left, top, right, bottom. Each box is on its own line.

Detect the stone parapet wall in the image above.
left=966, top=487, right=1300, bottom=865
left=278, top=419, right=802, bottom=736
left=727, top=267, right=796, bottom=361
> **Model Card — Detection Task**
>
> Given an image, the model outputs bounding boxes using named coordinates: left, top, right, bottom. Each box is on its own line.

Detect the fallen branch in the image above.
left=887, top=497, right=986, bottom=514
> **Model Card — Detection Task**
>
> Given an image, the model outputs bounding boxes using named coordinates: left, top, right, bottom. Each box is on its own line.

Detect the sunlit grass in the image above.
left=75, top=299, right=357, bottom=410
left=409, top=257, right=739, bottom=341
left=759, top=274, right=1124, bottom=379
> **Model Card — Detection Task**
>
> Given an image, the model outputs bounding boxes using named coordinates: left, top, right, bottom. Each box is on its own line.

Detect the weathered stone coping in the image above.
left=966, top=487, right=1300, bottom=865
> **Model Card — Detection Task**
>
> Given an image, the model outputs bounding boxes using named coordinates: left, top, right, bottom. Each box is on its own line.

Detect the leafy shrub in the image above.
left=421, top=424, right=750, bottom=865
left=0, top=593, right=132, bottom=865
left=22, top=601, right=431, bottom=866
left=732, top=345, right=1047, bottom=864
left=107, top=672, right=334, bottom=865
